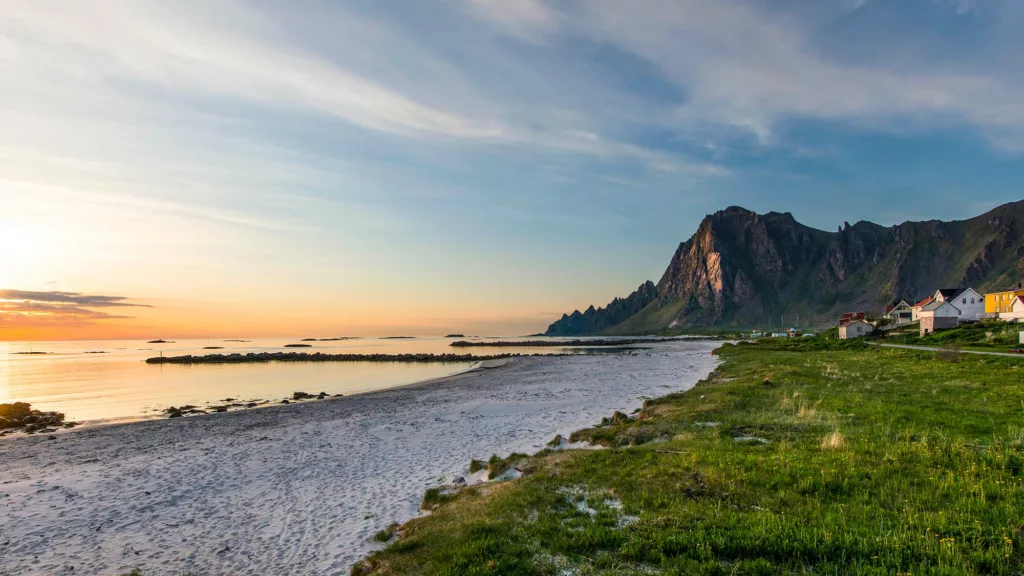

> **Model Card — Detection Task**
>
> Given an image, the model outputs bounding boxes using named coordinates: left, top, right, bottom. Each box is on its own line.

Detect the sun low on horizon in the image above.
left=3, top=0, right=1024, bottom=342
left=6, top=3, right=1024, bottom=576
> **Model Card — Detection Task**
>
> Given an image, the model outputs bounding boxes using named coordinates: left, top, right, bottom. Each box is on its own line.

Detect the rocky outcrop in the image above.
left=0, top=402, right=73, bottom=434
left=547, top=200, right=1024, bottom=333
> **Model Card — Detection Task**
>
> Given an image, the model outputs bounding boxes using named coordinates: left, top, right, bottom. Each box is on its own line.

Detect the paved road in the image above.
left=868, top=342, right=1024, bottom=358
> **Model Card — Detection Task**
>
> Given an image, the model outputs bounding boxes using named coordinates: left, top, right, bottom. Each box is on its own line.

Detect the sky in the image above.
left=1, top=0, right=1023, bottom=340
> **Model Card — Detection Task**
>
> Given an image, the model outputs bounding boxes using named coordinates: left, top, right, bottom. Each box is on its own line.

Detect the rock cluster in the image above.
left=146, top=351, right=522, bottom=365
left=0, top=402, right=73, bottom=435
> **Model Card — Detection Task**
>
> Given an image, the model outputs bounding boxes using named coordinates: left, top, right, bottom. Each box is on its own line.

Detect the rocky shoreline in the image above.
left=0, top=403, right=77, bottom=436
left=145, top=351, right=544, bottom=365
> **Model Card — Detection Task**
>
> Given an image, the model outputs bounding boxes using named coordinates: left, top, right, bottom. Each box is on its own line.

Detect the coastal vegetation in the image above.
left=875, top=320, right=1023, bottom=351
left=357, top=338, right=1024, bottom=575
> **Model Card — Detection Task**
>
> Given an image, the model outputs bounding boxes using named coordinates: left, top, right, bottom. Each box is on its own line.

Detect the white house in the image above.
left=911, top=297, right=935, bottom=322
left=919, top=300, right=961, bottom=335
left=839, top=320, right=873, bottom=340
left=919, top=300, right=961, bottom=319
left=1000, top=296, right=1024, bottom=321
left=948, top=288, right=985, bottom=322
left=884, top=300, right=913, bottom=325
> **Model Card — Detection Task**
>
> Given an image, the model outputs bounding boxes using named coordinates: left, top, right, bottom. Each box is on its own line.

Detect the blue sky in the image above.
left=1, top=0, right=1023, bottom=338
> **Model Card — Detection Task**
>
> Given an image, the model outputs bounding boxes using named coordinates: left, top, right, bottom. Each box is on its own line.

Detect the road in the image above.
left=868, top=342, right=1024, bottom=358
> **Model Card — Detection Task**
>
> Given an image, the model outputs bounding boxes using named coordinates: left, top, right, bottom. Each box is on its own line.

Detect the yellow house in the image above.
left=984, top=285, right=1024, bottom=315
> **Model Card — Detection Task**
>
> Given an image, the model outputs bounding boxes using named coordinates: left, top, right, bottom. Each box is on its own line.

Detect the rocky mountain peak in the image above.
left=546, top=201, right=1024, bottom=335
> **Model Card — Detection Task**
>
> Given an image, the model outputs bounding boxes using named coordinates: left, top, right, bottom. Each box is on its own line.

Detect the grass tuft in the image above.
left=819, top=429, right=845, bottom=450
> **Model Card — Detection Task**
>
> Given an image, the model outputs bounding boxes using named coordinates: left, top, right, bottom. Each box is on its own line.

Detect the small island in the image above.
left=284, top=344, right=313, bottom=348
left=445, top=334, right=466, bottom=338
left=145, top=351, right=538, bottom=365
left=147, top=340, right=174, bottom=344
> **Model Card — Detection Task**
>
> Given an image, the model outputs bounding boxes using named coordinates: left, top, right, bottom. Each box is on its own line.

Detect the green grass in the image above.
left=358, top=339, right=1024, bottom=575
left=878, top=320, right=1022, bottom=350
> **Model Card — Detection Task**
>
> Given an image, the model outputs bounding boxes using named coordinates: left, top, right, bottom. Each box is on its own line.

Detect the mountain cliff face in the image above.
left=546, top=201, right=1024, bottom=335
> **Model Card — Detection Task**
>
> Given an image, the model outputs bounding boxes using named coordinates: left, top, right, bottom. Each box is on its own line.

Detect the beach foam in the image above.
left=0, top=341, right=719, bottom=575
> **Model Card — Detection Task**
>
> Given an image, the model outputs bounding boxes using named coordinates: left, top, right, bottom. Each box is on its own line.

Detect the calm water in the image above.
left=0, top=336, right=581, bottom=423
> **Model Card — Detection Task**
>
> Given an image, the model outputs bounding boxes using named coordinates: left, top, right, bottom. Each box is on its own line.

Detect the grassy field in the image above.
left=356, top=339, right=1024, bottom=575
left=877, top=320, right=1023, bottom=351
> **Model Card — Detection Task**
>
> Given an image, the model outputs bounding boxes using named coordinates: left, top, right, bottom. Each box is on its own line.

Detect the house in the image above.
left=883, top=300, right=913, bottom=325
left=840, top=312, right=866, bottom=325
left=999, top=296, right=1024, bottom=321
left=839, top=319, right=873, bottom=339
left=984, top=283, right=1024, bottom=316
left=933, top=288, right=960, bottom=303
left=948, top=288, right=985, bottom=322
left=919, top=300, right=961, bottom=335
left=910, top=297, right=935, bottom=322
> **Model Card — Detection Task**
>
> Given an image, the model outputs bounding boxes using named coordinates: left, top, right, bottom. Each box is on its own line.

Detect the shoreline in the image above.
left=0, top=357, right=513, bottom=440
left=0, top=341, right=720, bottom=575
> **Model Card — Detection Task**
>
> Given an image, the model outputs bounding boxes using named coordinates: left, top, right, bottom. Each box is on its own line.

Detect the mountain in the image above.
left=545, top=201, right=1024, bottom=335
left=545, top=281, right=659, bottom=336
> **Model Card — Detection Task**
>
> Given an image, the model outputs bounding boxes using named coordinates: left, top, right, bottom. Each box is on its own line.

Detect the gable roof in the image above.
left=951, top=287, right=982, bottom=300
left=840, top=319, right=872, bottom=328
left=913, top=297, right=935, bottom=308
left=921, top=300, right=960, bottom=313
left=935, top=288, right=960, bottom=300
left=885, top=300, right=911, bottom=313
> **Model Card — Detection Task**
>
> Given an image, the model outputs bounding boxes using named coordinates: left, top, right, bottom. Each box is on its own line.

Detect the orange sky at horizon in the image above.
left=0, top=290, right=563, bottom=342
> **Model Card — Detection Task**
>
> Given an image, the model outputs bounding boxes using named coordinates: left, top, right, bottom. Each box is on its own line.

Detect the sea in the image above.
left=0, top=336, right=600, bottom=424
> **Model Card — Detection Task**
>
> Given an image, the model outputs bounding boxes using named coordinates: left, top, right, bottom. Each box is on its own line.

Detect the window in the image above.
left=963, top=298, right=967, bottom=304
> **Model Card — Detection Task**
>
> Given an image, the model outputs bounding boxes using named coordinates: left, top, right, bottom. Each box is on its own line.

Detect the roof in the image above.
left=840, top=319, right=872, bottom=328
left=985, top=286, right=1024, bottom=295
left=935, top=288, right=960, bottom=300
left=949, top=287, right=982, bottom=300
left=921, top=300, right=958, bottom=312
left=913, top=297, right=935, bottom=308
left=886, top=300, right=911, bottom=313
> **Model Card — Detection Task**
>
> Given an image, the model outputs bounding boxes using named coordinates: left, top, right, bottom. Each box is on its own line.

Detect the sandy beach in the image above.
left=0, top=341, right=719, bottom=576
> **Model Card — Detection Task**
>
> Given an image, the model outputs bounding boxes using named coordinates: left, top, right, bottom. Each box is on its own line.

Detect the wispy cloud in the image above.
left=0, top=290, right=150, bottom=329
left=465, top=0, right=561, bottom=42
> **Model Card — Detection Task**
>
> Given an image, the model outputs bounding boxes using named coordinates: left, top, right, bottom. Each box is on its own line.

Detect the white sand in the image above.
left=0, top=341, right=719, bottom=576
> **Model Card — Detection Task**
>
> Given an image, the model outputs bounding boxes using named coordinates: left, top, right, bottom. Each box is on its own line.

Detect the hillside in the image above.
left=546, top=201, right=1024, bottom=335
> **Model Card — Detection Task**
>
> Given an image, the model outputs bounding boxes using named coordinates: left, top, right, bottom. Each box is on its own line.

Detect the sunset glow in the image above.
left=3, top=0, right=1024, bottom=341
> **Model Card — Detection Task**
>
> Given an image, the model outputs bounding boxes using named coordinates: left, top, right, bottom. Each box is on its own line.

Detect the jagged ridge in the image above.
left=547, top=201, right=1024, bottom=335
left=545, top=281, right=659, bottom=336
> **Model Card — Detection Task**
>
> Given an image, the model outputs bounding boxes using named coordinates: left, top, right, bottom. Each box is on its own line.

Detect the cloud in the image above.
left=552, top=0, right=1024, bottom=151
left=0, top=290, right=150, bottom=329
left=0, top=290, right=151, bottom=308
left=465, top=0, right=560, bottom=42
